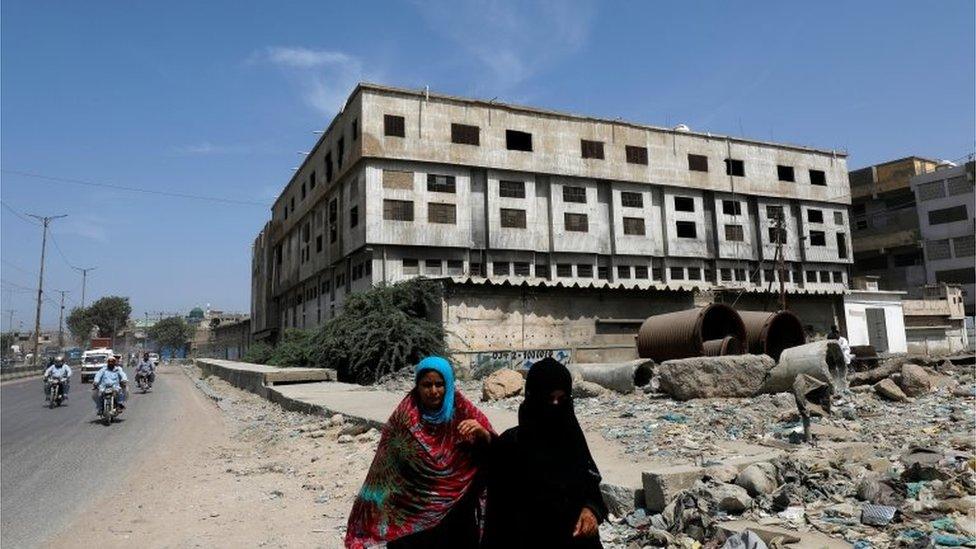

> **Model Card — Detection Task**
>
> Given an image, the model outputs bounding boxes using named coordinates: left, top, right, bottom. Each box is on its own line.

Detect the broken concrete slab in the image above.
left=874, top=378, right=909, bottom=402
left=899, top=363, right=932, bottom=397
left=761, top=340, right=847, bottom=394
left=642, top=448, right=784, bottom=511
left=481, top=368, right=523, bottom=401
left=656, top=354, right=774, bottom=400
left=717, top=520, right=852, bottom=549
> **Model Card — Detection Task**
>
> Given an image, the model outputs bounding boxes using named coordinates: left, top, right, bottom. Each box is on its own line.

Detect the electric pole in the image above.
left=57, top=290, right=69, bottom=349
left=774, top=212, right=787, bottom=311
left=27, top=214, right=67, bottom=365
left=74, top=266, right=96, bottom=308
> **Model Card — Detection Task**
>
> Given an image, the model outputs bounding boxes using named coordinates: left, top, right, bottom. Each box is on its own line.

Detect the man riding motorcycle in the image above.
left=92, top=356, right=128, bottom=415
left=135, top=352, right=155, bottom=389
left=44, top=356, right=72, bottom=402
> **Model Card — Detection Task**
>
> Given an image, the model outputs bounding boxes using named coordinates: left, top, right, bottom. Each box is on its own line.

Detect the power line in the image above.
left=49, top=231, right=78, bottom=270
left=1, top=200, right=39, bottom=225
left=2, top=169, right=270, bottom=207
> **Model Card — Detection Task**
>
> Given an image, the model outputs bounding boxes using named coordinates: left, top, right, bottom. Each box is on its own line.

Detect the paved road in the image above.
left=1, top=366, right=182, bottom=548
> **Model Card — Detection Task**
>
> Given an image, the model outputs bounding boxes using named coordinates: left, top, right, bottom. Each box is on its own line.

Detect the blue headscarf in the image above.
left=414, top=356, right=455, bottom=424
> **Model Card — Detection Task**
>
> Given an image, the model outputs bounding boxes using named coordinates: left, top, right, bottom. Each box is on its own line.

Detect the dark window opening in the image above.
left=451, top=123, right=480, bottom=146
left=722, top=200, right=741, bottom=216
left=617, top=265, right=631, bottom=279
left=447, top=260, right=463, bottom=275
left=500, top=208, right=527, bottom=228
left=352, top=119, right=358, bottom=141
left=337, top=137, right=345, bottom=169
left=315, top=235, right=323, bottom=253
left=563, top=186, right=587, bottom=203
left=893, top=250, right=923, bottom=267
left=301, top=183, right=306, bottom=200
left=310, top=171, right=317, bottom=189
left=688, top=154, right=709, bottom=172
left=635, top=265, right=649, bottom=279
left=936, top=268, right=976, bottom=285
left=349, top=206, right=359, bottom=228
left=564, top=212, right=588, bottom=232
left=929, top=205, right=968, bottom=225
left=837, top=233, right=848, bottom=259
left=809, top=230, right=826, bottom=246
left=427, top=174, right=457, bottom=193
left=535, top=264, right=550, bottom=278
left=625, top=145, right=648, bottom=165
left=809, top=169, right=827, bottom=186
left=513, top=262, right=531, bottom=277
left=499, top=180, right=525, bottom=198
left=493, top=262, right=510, bottom=276
left=676, top=221, right=697, bottom=238
left=674, top=196, right=695, bottom=212
left=598, top=266, right=609, bottom=280
left=402, top=259, right=419, bottom=275
left=623, top=217, right=645, bottom=235
left=506, top=130, right=533, bottom=151
left=428, top=202, right=457, bottom=224
left=807, top=209, right=824, bottom=223
left=670, top=267, right=685, bottom=280
left=777, top=165, right=795, bottom=182
left=651, top=268, right=663, bottom=281
left=384, top=115, right=405, bottom=137
left=725, top=224, right=744, bottom=241
left=556, top=264, right=573, bottom=278
left=383, top=199, right=414, bottom=221
left=724, top=158, right=745, bottom=177
left=687, top=268, right=702, bottom=281
left=325, top=153, right=333, bottom=183
left=766, top=205, right=785, bottom=221
left=577, top=264, right=593, bottom=278
left=581, top=139, right=605, bottom=159
left=621, top=191, right=643, bottom=208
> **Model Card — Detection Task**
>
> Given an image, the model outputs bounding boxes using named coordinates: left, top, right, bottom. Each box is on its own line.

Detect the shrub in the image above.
left=268, top=329, right=315, bottom=368
left=242, top=341, right=273, bottom=364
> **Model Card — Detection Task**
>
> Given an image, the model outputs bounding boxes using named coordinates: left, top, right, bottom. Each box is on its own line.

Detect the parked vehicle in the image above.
left=80, top=349, right=112, bottom=384
left=99, top=387, right=120, bottom=425
left=47, top=378, right=65, bottom=408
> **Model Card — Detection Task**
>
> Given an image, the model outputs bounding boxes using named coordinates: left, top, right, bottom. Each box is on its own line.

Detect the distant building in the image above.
left=250, top=83, right=854, bottom=359
left=849, top=156, right=942, bottom=291
left=903, top=284, right=971, bottom=355
left=909, top=160, right=975, bottom=316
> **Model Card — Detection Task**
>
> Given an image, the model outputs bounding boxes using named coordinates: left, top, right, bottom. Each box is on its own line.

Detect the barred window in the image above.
left=384, top=114, right=405, bottom=137
left=806, top=270, right=818, bottom=283
left=428, top=202, right=457, bottom=224
left=766, top=205, right=785, bottom=220
left=725, top=224, right=744, bottom=241
left=563, top=186, right=587, bottom=203
left=577, top=264, right=593, bottom=278
left=493, top=262, right=510, bottom=276
left=651, top=268, right=663, bottom=281
left=621, top=191, right=643, bottom=208
left=402, top=258, right=419, bottom=275
left=721, top=269, right=733, bottom=282
left=917, top=180, right=946, bottom=202
left=556, top=264, right=573, bottom=277
left=634, top=265, right=649, bottom=279
left=383, top=169, right=413, bottom=190
left=670, top=267, right=685, bottom=280
left=564, top=212, right=588, bottom=232
left=535, top=263, right=550, bottom=278
left=451, top=123, right=480, bottom=146
left=581, top=139, right=605, bottom=160
left=929, top=205, right=967, bottom=225
left=427, top=174, right=456, bottom=193
left=625, top=145, right=648, bottom=165
left=623, top=217, right=645, bottom=235
left=947, top=175, right=972, bottom=196
left=953, top=235, right=975, bottom=257
left=383, top=199, right=414, bottom=221
left=499, top=180, right=525, bottom=198
left=598, top=266, right=609, bottom=280
left=820, top=270, right=830, bottom=283
left=500, top=208, right=527, bottom=229
left=832, top=271, right=843, bottom=283
left=513, top=262, right=531, bottom=277
left=927, top=239, right=952, bottom=260
left=617, top=265, right=631, bottom=279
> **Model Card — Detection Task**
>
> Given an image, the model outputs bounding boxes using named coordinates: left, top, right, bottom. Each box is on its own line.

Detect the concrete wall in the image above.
left=843, top=292, right=908, bottom=353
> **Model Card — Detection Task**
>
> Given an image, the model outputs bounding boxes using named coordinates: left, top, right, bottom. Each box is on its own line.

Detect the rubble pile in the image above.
left=468, top=355, right=976, bottom=548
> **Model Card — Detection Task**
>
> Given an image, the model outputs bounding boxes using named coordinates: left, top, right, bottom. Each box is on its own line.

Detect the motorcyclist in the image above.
left=135, top=352, right=155, bottom=387
left=43, top=356, right=72, bottom=401
left=92, top=356, right=128, bottom=415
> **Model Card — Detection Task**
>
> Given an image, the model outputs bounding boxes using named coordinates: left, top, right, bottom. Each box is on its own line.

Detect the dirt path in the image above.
left=47, top=366, right=377, bottom=549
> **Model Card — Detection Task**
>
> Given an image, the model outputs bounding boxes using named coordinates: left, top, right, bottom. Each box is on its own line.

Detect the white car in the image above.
left=80, top=348, right=113, bottom=383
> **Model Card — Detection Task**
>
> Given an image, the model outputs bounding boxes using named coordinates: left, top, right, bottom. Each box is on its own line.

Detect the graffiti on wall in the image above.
left=469, top=348, right=571, bottom=378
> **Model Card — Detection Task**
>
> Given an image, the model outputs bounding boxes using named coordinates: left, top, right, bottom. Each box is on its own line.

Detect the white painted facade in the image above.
left=843, top=290, right=908, bottom=353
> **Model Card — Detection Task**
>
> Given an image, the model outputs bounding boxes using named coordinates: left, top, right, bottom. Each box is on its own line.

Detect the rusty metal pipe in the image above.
left=739, top=310, right=806, bottom=362
left=637, top=304, right=747, bottom=362
left=702, top=335, right=743, bottom=356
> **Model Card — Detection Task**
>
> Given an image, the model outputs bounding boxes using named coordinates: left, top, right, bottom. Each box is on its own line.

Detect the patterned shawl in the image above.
left=344, top=390, right=494, bottom=548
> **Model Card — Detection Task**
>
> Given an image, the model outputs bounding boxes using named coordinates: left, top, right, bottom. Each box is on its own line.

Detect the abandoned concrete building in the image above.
left=250, top=84, right=853, bottom=368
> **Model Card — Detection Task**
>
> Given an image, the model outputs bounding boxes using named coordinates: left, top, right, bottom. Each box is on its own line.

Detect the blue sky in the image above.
left=2, top=0, right=974, bottom=330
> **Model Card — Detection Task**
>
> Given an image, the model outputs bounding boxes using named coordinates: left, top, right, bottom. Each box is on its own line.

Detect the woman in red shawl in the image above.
left=345, top=356, right=493, bottom=549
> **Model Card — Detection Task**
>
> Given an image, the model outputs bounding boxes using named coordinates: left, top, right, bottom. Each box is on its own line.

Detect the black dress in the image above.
left=387, top=490, right=480, bottom=549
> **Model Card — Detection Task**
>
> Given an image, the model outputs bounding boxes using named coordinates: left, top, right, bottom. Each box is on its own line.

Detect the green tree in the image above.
left=1, top=332, right=14, bottom=358
left=66, top=307, right=94, bottom=345
left=148, top=316, right=195, bottom=352
left=87, top=296, right=132, bottom=338
left=310, top=278, right=446, bottom=383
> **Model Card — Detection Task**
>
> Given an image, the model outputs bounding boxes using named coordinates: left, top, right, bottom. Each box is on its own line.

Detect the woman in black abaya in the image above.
left=482, top=357, right=607, bottom=549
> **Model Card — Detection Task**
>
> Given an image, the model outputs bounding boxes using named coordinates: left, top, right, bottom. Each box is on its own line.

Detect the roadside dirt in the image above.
left=46, top=365, right=376, bottom=549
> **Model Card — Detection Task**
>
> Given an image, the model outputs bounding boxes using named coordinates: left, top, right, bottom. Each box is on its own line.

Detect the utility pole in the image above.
left=774, top=211, right=787, bottom=311
left=27, top=214, right=67, bottom=365
left=74, top=266, right=97, bottom=308
left=57, top=290, right=69, bottom=349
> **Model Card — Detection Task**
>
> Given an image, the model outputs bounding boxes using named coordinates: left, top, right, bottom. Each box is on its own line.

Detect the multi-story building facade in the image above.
left=848, top=156, right=942, bottom=291
left=910, top=160, right=975, bottom=316
left=250, top=84, right=852, bottom=356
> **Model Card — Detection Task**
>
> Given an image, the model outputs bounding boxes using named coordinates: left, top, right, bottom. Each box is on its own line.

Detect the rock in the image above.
left=874, top=378, right=909, bottom=402
left=337, top=434, right=354, bottom=443
left=339, top=423, right=371, bottom=436
left=704, top=483, right=753, bottom=514
left=772, top=393, right=796, bottom=409
left=599, top=482, right=641, bottom=517
left=657, top=355, right=775, bottom=400
left=306, top=430, right=329, bottom=439
left=356, top=428, right=380, bottom=442
left=735, top=463, right=778, bottom=497
left=952, top=384, right=976, bottom=398
left=899, top=364, right=932, bottom=397
left=703, top=464, right=739, bottom=484
left=481, top=369, right=524, bottom=401
left=939, top=496, right=976, bottom=514
left=771, top=483, right=803, bottom=511
left=328, top=413, right=344, bottom=426
left=574, top=380, right=608, bottom=399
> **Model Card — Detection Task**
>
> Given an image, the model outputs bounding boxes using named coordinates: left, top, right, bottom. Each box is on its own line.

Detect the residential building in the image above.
left=250, top=83, right=853, bottom=361
left=902, top=284, right=970, bottom=355
left=849, top=156, right=942, bottom=291
left=910, top=160, right=975, bottom=316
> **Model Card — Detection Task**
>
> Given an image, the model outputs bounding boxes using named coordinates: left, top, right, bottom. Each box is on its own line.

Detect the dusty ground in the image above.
left=47, top=365, right=377, bottom=549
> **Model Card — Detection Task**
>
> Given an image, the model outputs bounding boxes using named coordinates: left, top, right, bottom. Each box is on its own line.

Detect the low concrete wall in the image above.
left=0, top=366, right=45, bottom=383
left=196, top=359, right=271, bottom=398
left=194, top=358, right=337, bottom=399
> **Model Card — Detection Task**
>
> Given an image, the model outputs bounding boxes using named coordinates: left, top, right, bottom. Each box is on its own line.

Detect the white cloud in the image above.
left=411, top=0, right=595, bottom=91
left=169, top=142, right=268, bottom=156
left=58, top=215, right=108, bottom=243
left=251, top=47, right=369, bottom=116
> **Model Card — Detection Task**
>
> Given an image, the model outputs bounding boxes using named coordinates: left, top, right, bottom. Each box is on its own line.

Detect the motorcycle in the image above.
left=47, top=378, right=65, bottom=409
left=99, top=387, right=120, bottom=425
left=136, top=372, right=152, bottom=393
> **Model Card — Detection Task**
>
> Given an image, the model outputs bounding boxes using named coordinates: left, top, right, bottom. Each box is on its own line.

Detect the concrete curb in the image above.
left=1, top=368, right=45, bottom=384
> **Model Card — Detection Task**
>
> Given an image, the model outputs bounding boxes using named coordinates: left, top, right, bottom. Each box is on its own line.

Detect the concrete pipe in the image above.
left=760, top=340, right=848, bottom=394
left=567, top=359, right=655, bottom=394
left=702, top=336, right=743, bottom=356
left=739, top=310, right=806, bottom=362
left=637, top=304, right=747, bottom=362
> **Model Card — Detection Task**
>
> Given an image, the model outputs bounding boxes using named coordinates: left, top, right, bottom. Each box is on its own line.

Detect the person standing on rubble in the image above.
left=827, top=325, right=853, bottom=367
left=345, top=356, right=494, bottom=549
left=481, top=357, right=608, bottom=549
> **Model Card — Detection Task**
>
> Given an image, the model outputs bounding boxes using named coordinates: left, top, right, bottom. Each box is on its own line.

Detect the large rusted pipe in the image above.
left=702, top=336, right=743, bottom=356
left=637, top=304, right=747, bottom=362
left=739, top=310, right=806, bottom=362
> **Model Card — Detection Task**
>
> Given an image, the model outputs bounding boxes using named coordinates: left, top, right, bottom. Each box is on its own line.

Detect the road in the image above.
left=1, top=366, right=181, bottom=548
